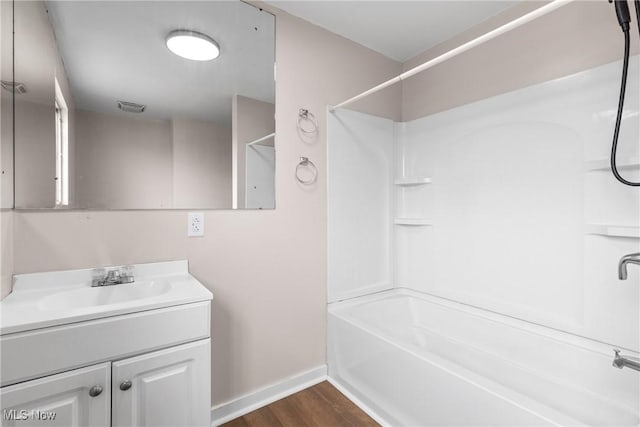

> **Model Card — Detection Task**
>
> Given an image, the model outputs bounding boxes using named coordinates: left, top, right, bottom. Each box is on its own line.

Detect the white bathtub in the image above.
left=328, top=289, right=640, bottom=426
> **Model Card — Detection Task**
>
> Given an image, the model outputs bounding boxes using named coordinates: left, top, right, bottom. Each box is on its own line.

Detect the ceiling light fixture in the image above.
left=166, top=30, right=220, bottom=61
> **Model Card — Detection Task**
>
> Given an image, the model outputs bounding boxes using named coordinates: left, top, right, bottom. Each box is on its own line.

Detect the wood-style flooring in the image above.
left=221, top=381, right=380, bottom=427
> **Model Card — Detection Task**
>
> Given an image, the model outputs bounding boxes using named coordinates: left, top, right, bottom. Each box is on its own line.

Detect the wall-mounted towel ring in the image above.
left=297, top=109, right=318, bottom=135
left=296, top=157, right=317, bottom=185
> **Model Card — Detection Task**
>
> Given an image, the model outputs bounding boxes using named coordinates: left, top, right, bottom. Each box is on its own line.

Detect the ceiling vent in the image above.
left=117, top=100, right=146, bottom=113
left=1, top=80, right=27, bottom=94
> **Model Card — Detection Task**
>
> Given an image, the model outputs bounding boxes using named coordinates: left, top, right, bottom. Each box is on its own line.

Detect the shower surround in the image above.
left=327, top=57, right=640, bottom=425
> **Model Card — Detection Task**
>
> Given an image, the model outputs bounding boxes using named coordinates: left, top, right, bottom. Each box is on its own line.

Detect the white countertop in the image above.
left=0, top=260, right=213, bottom=335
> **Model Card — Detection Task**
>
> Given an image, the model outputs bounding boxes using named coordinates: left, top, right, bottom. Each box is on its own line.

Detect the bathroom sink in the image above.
left=38, top=280, right=173, bottom=310
left=0, top=260, right=213, bottom=335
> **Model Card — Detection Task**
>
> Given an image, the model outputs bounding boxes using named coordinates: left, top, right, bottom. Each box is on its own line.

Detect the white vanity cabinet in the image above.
left=1, top=339, right=210, bottom=427
left=1, top=363, right=111, bottom=427
left=0, top=261, right=214, bottom=427
left=112, top=339, right=211, bottom=427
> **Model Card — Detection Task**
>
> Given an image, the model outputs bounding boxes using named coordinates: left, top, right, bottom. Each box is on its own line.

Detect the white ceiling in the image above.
left=265, top=0, right=519, bottom=62
left=45, top=1, right=275, bottom=123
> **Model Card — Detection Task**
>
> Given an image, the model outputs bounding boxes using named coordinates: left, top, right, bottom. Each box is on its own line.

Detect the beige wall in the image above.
left=14, top=100, right=55, bottom=208
left=9, top=6, right=402, bottom=408
left=1, top=210, right=12, bottom=299
left=172, top=119, right=232, bottom=209
left=75, top=110, right=173, bottom=209
left=1, top=96, right=13, bottom=210
left=75, top=111, right=233, bottom=210
left=232, top=95, right=275, bottom=209
left=401, top=0, right=640, bottom=121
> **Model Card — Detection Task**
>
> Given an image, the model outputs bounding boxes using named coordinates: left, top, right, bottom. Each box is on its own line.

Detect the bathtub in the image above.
left=328, top=289, right=640, bottom=426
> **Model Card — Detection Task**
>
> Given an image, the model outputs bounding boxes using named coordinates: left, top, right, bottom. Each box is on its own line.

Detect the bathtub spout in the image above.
left=613, top=349, right=640, bottom=372
left=618, top=252, right=640, bottom=280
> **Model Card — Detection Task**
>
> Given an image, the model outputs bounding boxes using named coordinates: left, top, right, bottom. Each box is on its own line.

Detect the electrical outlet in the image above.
left=188, top=212, right=204, bottom=237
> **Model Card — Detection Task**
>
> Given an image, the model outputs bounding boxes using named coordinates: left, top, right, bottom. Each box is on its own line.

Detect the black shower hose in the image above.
left=611, top=0, right=640, bottom=186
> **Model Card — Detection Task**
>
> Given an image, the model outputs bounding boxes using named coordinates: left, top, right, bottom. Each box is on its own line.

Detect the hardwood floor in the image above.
left=221, top=381, right=380, bottom=427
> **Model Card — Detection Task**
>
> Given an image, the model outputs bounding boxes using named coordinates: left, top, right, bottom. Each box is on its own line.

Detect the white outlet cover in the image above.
left=188, top=212, right=204, bottom=237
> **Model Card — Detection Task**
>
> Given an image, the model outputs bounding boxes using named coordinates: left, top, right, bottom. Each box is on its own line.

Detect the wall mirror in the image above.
left=8, top=0, right=275, bottom=210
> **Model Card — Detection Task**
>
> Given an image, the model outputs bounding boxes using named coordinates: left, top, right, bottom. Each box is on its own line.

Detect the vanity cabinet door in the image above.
left=112, top=339, right=211, bottom=427
left=0, top=362, right=111, bottom=427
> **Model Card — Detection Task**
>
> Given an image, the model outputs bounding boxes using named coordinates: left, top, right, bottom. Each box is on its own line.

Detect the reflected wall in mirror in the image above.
left=13, top=0, right=275, bottom=210
left=1, top=0, right=14, bottom=209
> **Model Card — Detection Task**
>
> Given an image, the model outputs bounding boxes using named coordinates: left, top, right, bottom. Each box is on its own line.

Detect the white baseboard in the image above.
left=210, top=365, right=327, bottom=426
left=326, top=376, right=390, bottom=427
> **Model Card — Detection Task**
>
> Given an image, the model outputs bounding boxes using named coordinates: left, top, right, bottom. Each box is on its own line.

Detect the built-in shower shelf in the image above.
left=394, top=218, right=432, bottom=226
left=585, top=157, right=640, bottom=171
left=394, top=177, right=432, bottom=186
left=585, top=224, right=640, bottom=238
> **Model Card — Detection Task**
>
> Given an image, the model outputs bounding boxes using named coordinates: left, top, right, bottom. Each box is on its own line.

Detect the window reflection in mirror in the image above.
left=12, top=0, right=275, bottom=210
left=54, top=78, right=69, bottom=207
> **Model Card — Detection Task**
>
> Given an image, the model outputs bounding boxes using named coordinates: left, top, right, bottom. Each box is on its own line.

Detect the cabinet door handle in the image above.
left=89, top=385, right=103, bottom=397
left=120, top=380, right=132, bottom=391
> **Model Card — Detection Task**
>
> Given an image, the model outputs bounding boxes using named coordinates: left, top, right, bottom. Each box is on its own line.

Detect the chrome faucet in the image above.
left=618, top=252, right=640, bottom=280
left=91, top=267, right=135, bottom=287
left=613, top=349, right=640, bottom=372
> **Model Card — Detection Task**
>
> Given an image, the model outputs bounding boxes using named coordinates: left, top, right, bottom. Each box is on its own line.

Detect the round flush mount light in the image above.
left=166, top=30, right=220, bottom=61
